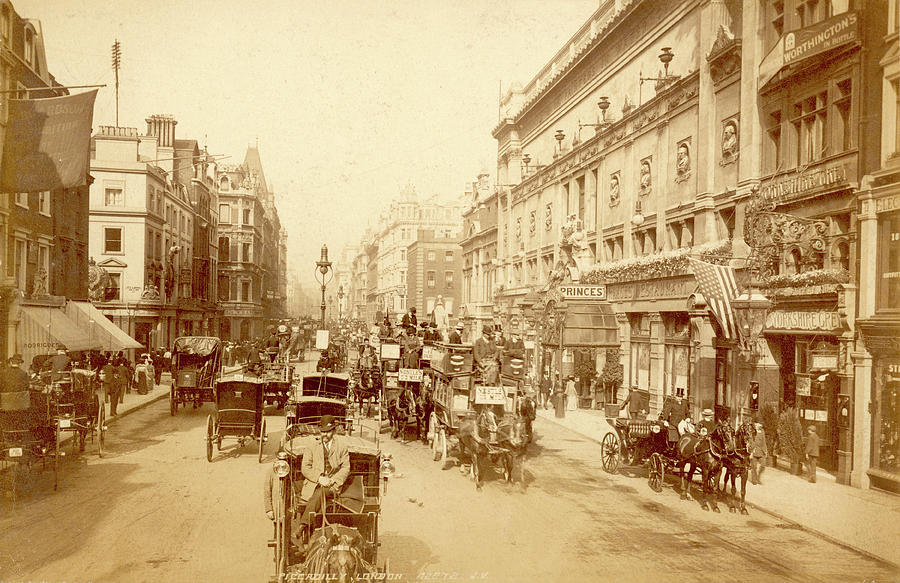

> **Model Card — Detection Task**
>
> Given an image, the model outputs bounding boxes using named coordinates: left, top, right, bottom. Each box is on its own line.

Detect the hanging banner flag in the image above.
left=1, top=89, right=98, bottom=192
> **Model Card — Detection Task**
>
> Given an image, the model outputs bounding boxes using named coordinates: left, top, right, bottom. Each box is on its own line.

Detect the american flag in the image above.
left=688, top=258, right=739, bottom=340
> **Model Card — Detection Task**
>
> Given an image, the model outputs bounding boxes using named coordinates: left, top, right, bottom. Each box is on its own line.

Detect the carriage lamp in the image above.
left=273, top=453, right=290, bottom=478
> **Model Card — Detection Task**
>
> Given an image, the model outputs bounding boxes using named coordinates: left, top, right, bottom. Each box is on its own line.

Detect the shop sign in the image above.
left=759, top=164, right=847, bottom=205
left=474, top=385, right=506, bottom=405
left=607, top=276, right=694, bottom=302
left=558, top=285, right=607, bottom=300
left=874, top=194, right=900, bottom=214
left=766, top=310, right=842, bottom=332
left=398, top=368, right=423, bottom=382
left=888, top=363, right=900, bottom=381
left=783, top=12, right=858, bottom=66
left=810, top=351, right=839, bottom=370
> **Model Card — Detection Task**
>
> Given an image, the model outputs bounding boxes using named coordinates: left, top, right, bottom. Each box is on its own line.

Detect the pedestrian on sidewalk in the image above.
left=750, top=421, right=768, bottom=484
left=100, top=360, right=116, bottom=418
left=565, top=376, right=578, bottom=411
left=804, top=425, right=820, bottom=483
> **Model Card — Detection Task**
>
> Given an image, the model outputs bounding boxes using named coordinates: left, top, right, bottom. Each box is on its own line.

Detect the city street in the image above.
left=1, top=361, right=897, bottom=583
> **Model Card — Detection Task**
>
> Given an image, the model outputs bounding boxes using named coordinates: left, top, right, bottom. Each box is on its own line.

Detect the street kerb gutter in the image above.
left=537, top=412, right=900, bottom=571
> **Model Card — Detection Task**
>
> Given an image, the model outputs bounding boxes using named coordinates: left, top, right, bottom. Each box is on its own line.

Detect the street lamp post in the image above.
left=337, top=285, right=344, bottom=322
left=314, top=244, right=333, bottom=330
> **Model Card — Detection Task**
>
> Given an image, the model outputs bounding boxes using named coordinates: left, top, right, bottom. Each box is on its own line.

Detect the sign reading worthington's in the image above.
left=765, top=310, right=842, bottom=333
left=558, top=285, right=607, bottom=300
left=1, top=90, right=98, bottom=192
left=783, top=12, right=859, bottom=66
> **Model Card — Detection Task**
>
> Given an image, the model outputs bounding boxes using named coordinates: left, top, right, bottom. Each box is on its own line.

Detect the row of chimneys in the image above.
left=145, top=114, right=177, bottom=148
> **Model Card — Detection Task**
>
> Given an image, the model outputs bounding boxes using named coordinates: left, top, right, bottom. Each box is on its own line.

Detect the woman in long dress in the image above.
left=565, top=376, right=578, bottom=411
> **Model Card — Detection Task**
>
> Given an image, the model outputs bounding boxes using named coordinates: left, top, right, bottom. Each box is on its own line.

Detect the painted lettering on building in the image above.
left=760, top=164, right=847, bottom=204
left=558, top=285, right=607, bottom=300
left=783, top=12, right=858, bottom=66
left=607, top=276, right=694, bottom=302
left=875, top=194, right=900, bottom=214
left=765, top=310, right=842, bottom=332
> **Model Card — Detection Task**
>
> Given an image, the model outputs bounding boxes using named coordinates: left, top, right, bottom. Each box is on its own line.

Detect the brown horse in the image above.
left=458, top=408, right=528, bottom=490
left=719, top=422, right=754, bottom=514
left=676, top=424, right=731, bottom=512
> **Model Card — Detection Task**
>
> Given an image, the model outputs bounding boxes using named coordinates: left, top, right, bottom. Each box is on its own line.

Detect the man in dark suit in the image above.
left=402, top=307, right=417, bottom=329
left=2, top=354, right=30, bottom=393
left=620, top=385, right=645, bottom=419
left=448, top=322, right=463, bottom=344
left=804, top=425, right=820, bottom=483
left=297, top=415, right=351, bottom=535
left=48, top=345, right=71, bottom=382
left=473, top=326, right=499, bottom=384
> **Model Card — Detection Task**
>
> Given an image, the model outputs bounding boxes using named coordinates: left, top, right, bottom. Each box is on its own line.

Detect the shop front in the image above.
left=858, top=318, right=900, bottom=493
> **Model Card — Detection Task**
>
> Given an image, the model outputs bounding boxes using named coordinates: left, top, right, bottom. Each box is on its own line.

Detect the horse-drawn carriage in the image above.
left=1, top=369, right=102, bottom=494
left=171, top=336, right=222, bottom=415
left=205, top=372, right=267, bottom=463
left=600, top=397, right=755, bottom=513
left=283, top=373, right=352, bottom=448
left=260, top=354, right=293, bottom=409
left=269, top=406, right=386, bottom=581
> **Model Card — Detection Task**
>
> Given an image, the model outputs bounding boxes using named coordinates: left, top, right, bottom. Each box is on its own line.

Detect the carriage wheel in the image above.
left=216, top=435, right=223, bottom=451
left=169, top=389, right=177, bottom=416
left=600, top=432, right=620, bottom=474
left=434, top=428, right=448, bottom=468
left=648, top=453, right=665, bottom=493
left=97, top=404, right=106, bottom=458
left=205, top=414, right=215, bottom=462
left=258, top=419, right=267, bottom=464
left=54, top=421, right=61, bottom=491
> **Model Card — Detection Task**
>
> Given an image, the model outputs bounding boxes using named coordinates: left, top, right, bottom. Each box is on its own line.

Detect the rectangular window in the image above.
left=445, top=271, right=454, bottom=288
left=400, top=249, right=406, bottom=261
left=630, top=315, right=651, bottom=391
left=107, top=273, right=121, bottom=301
left=834, top=78, right=852, bottom=154
left=791, top=91, right=828, bottom=166
left=242, top=242, right=250, bottom=262
left=14, top=239, right=25, bottom=288
left=796, top=0, right=825, bottom=27
left=765, top=109, right=782, bottom=173
left=241, top=281, right=250, bottom=302
left=715, top=348, right=731, bottom=408
left=401, top=270, right=407, bottom=285
left=243, top=208, right=251, bottom=224
left=219, top=237, right=230, bottom=262
left=218, top=276, right=230, bottom=302
left=104, top=228, right=123, bottom=253
left=427, top=251, right=436, bottom=261
left=38, top=243, right=49, bottom=277
left=879, top=212, right=900, bottom=311
left=769, top=0, right=784, bottom=46
left=427, top=271, right=436, bottom=288
left=445, top=250, right=453, bottom=262
left=15, top=193, right=27, bottom=207
left=38, top=192, right=50, bottom=215
left=105, top=188, right=123, bottom=206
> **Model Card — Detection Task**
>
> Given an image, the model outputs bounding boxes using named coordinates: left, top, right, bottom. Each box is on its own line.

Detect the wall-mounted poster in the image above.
left=796, top=374, right=811, bottom=396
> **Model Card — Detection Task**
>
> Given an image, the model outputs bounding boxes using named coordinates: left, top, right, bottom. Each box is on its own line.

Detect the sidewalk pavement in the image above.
left=535, top=404, right=900, bottom=568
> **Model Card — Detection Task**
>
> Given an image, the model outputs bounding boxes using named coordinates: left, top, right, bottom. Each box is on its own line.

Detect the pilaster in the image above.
left=851, top=350, right=873, bottom=489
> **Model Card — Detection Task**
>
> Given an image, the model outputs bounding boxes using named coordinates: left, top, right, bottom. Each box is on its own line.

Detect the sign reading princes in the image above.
left=558, top=285, right=607, bottom=300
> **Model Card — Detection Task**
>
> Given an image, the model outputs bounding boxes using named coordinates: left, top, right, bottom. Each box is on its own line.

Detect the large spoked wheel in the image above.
left=205, top=414, right=215, bottom=462
left=258, top=419, right=267, bottom=463
left=648, top=453, right=665, bottom=492
left=433, top=427, right=448, bottom=467
left=601, top=432, right=620, bottom=474
left=97, top=403, right=106, bottom=458
left=169, top=388, right=177, bottom=416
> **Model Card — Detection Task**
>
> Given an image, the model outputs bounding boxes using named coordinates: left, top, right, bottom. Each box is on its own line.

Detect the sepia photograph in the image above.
left=0, top=1, right=899, bottom=582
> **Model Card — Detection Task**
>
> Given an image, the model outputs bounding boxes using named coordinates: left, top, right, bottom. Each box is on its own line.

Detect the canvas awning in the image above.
left=65, top=301, right=143, bottom=351
left=17, top=305, right=102, bottom=367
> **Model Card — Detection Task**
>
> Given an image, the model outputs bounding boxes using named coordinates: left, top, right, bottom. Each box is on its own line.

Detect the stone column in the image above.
left=851, top=350, right=873, bottom=489
left=616, top=312, right=631, bottom=403
left=649, top=312, right=665, bottom=416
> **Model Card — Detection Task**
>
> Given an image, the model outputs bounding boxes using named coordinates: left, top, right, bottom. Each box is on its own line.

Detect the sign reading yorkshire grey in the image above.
left=765, top=310, right=842, bottom=333
left=759, top=164, right=847, bottom=205
left=558, top=285, right=607, bottom=300
left=783, top=12, right=858, bottom=66
left=1, top=90, right=99, bottom=192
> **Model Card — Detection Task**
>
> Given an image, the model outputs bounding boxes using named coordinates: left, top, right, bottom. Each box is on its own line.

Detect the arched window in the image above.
left=220, top=176, right=229, bottom=191
left=785, top=248, right=802, bottom=275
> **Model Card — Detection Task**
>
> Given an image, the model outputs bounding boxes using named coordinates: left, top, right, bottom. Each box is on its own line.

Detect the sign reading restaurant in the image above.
left=558, top=285, right=607, bottom=300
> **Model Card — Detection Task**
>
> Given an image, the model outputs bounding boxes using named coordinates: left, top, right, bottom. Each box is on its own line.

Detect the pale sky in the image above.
left=16, top=0, right=598, bottom=274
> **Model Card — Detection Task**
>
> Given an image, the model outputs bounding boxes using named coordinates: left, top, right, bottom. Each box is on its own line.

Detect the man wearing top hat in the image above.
left=2, top=354, right=30, bottom=393
left=297, top=415, right=351, bottom=537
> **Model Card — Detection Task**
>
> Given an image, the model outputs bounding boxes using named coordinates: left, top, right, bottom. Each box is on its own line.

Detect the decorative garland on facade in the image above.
left=763, top=268, right=850, bottom=289
left=580, top=239, right=732, bottom=284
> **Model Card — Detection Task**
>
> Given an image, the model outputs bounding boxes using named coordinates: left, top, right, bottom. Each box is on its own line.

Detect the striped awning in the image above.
left=17, top=305, right=101, bottom=367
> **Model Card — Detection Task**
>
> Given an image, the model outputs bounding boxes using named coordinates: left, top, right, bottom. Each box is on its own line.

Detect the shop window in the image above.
left=104, top=228, right=123, bottom=253
left=664, top=313, right=691, bottom=400
left=878, top=212, right=900, bottom=311
left=715, top=348, right=731, bottom=408
left=630, top=315, right=652, bottom=391
left=874, top=364, right=900, bottom=475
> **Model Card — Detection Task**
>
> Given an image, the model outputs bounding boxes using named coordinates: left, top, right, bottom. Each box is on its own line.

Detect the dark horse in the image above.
left=457, top=407, right=528, bottom=491
left=388, top=385, right=418, bottom=440
left=415, top=383, right=434, bottom=445
left=719, top=422, right=754, bottom=514
left=676, top=424, right=732, bottom=512
left=351, top=368, right=380, bottom=417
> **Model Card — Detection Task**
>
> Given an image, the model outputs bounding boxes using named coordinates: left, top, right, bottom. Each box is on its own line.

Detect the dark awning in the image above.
left=547, top=301, right=619, bottom=348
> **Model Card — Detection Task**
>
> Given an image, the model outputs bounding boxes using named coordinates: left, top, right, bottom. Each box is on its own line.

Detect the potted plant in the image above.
left=761, top=402, right=779, bottom=467
left=599, top=348, right=623, bottom=415
left=777, top=407, right=804, bottom=475
left=574, top=356, right=596, bottom=408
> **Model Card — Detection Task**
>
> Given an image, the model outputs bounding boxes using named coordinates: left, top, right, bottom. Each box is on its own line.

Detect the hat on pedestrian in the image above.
left=56, top=344, right=67, bottom=352
left=808, top=425, right=816, bottom=433
left=319, top=415, right=337, bottom=432
left=8, top=354, right=23, bottom=364
left=701, top=408, right=714, bottom=417
left=455, top=322, right=464, bottom=330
